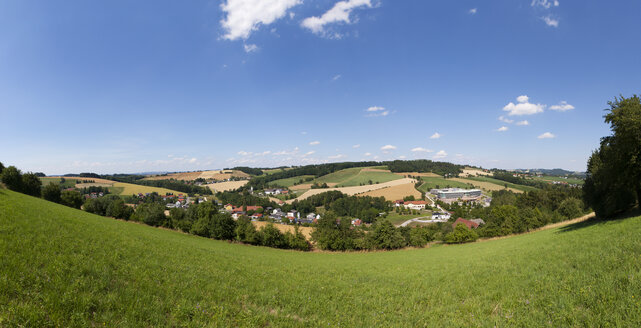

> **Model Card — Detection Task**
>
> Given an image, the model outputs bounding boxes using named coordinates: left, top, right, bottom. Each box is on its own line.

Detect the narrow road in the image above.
left=398, top=216, right=448, bottom=227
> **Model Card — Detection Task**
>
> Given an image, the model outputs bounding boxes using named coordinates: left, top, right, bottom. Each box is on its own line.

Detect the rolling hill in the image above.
left=1, top=189, right=640, bottom=326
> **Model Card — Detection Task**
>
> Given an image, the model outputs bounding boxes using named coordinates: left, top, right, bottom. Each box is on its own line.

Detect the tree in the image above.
left=106, top=198, right=133, bottom=220
left=235, top=216, right=260, bottom=244
left=556, top=197, right=584, bottom=220
left=367, top=220, right=406, bottom=250
left=584, top=95, right=641, bottom=217
left=286, top=226, right=311, bottom=251
left=21, top=173, right=42, bottom=197
left=445, top=224, right=478, bottom=244
left=0, top=162, right=4, bottom=175
left=260, top=223, right=287, bottom=248
left=133, top=203, right=167, bottom=227
left=1, top=166, right=23, bottom=192
left=42, top=182, right=61, bottom=203
left=61, top=190, right=84, bottom=209
left=210, top=213, right=236, bottom=240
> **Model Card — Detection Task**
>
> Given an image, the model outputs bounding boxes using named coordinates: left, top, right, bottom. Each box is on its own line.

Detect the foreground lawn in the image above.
left=1, top=189, right=640, bottom=327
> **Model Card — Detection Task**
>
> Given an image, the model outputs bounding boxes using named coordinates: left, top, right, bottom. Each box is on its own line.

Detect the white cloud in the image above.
left=303, top=151, right=316, bottom=156
left=469, top=8, right=477, bottom=14
left=237, top=150, right=252, bottom=156
left=399, top=155, right=407, bottom=159
left=188, top=158, right=198, bottom=164
left=531, top=0, right=559, bottom=9
left=503, top=95, right=545, bottom=116
left=516, top=120, right=530, bottom=126
left=549, top=100, right=575, bottom=111
left=433, top=150, right=447, bottom=159
left=430, top=132, right=442, bottom=139
left=498, top=116, right=514, bottom=124
left=497, top=126, right=509, bottom=132
left=328, top=154, right=346, bottom=159
left=381, top=145, right=397, bottom=151
left=332, top=74, right=342, bottom=81
left=538, top=132, right=556, bottom=139
left=352, top=144, right=360, bottom=148
left=411, top=147, right=433, bottom=153
left=309, top=141, right=320, bottom=146
left=243, top=43, right=259, bottom=53
left=364, top=152, right=372, bottom=156
left=365, top=106, right=391, bottom=117
left=301, top=0, right=372, bottom=35
left=220, top=0, right=302, bottom=40
left=541, top=16, right=559, bottom=27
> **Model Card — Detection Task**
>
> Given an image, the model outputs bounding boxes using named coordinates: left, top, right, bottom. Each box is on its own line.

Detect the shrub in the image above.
left=260, top=223, right=287, bottom=248
left=133, top=203, right=167, bottom=227
left=367, top=220, right=406, bottom=250
left=1, top=166, right=23, bottom=192
left=21, top=173, right=42, bottom=197
left=445, top=224, right=478, bottom=244
left=61, top=190, right=84, bottom=209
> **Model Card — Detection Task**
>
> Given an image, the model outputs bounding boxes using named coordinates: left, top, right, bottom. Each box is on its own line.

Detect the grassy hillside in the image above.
left=313, top=167, right=363, bottom=185
left=2, top=189, right=641, bottom=326
left=530, top=175, right=585, bottom=185
left=270, top=175, right=315, bottom=187
left=336, top=170, right=402, bottom=187
left=40, top=177, right=187, bottom=197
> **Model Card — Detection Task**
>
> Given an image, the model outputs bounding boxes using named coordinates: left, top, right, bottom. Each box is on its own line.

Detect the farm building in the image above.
left=452, top=218, right=479, bottom=229
left=403, top=200, right=427, bottom=210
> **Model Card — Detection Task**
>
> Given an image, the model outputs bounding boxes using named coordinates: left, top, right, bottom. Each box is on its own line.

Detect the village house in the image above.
left=452, top=218, right=479, bottom=229
left=403, top=200, right=427, bottom=210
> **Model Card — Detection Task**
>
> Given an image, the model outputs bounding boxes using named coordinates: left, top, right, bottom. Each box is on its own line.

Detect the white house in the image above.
left=403, top=201, right=427, bottom=210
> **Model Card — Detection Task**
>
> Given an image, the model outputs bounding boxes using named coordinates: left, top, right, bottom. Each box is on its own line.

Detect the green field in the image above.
left=313, top=167, right=363, bottom=185
left=270, top=175, right=315, bottom=187
left=2, top=189, right=641, bottom=326
left=336, top=171, right=402, bottom=187
left=417, top=176, right=473, bottom=192
left=530, top=175, right=585, bottom=185
left=39, top=177, right=80, bottom=189
left=466, top=176, right=539, bottom=192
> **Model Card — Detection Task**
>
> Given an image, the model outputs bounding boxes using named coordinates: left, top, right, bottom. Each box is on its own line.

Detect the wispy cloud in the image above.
left=411, top=147, right=433, bottom=153
left=497, top=126, right=509, bottom=132
left=220, top=0, right=302, bottom=40
left=531, top=0, right=559, bottom=9
left=433, top=150, right=447, bottom=159
left=538, top=132, right=556, bottom=139
left=301, top=0, right=373, bottom=36
left=469, top=8, right=477, bottom=15
left=549, top=100, right=575, bottom=111
left=243, top=43, right=259, bottom=53
left=332, top=74, right=342, bottom=81
left=430, top=132, right=442, bottom=139
left=365, top=106, right=391, bottom=117
left=352, top=144, right=360, bottom=148
left=381, top=145, right=397, bottom=151
left=309, top=141, right=320, bottom=145
left=516, top=120, right=530, bottom=126
left=498, top=116, right=514, bottom=124
left=541, top=16, right=559, bottom=27
left=328, top=154, right=346, bottom=159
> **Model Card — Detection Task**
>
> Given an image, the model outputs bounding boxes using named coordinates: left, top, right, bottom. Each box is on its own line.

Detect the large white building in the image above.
left=430, top=188, right=482, bottom=200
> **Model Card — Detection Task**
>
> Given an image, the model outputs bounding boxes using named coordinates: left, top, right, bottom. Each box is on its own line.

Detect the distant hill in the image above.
left=514, top=168, right=586, bottom=177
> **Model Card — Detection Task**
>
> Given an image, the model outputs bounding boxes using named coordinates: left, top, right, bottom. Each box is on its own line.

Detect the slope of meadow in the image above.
left=1, top=189, right=640, bottom=327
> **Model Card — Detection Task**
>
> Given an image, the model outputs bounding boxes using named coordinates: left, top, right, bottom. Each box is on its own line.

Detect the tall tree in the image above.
left=42, top=182, right=62, bottom=203
left=584, top=95, right=641, bottom=217
left=1, top=166, right=23, bottom=191
left=21, top=173, right=42, bottom=197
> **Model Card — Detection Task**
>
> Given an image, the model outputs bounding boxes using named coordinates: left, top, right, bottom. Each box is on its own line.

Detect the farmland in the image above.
left=2, top=189, right=641, bottom=326
left=466, top=176, right=539, bottom=192
left=360, top=182, right=422, bottom=201
left=450, top=177, right=524, bottom=194
left=144, top=170, right=250, bottom=181
left=206, top=180, right=248, bottom=193
left=289, top=178, right=417, bottom=202
left=336, top=170, right=402, bottom=187
left=41, top=176, right=187, bottom=197
left=270, top=175, right=315, bottom=187
left=530, top=175, right=585, bottom=185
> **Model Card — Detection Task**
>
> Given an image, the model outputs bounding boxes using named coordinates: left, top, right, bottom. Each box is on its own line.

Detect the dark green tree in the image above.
left=584, top=95, right=641, bottom=217
left=133, top=203, right=167, bottom=226
left=260, top=223, right=287, bottom=248
left=0, top=162, right=4, bottom=175
left=367, top=220, right=406, bottom=250
left=21, top=173, right=42, bottom=197
left=235, top=216, right=260, bottom=244
left=1, top=166, right=23, bottom=192
left=445, top=223, right=478, bottom=244
left=61, top=190, right=84, bottom=209
left=106, top=198, right=133, bottom=220
left=42, top=182, right=61, bottom=203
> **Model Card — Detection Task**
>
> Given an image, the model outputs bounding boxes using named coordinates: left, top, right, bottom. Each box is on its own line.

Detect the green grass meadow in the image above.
left=417, top=176, right=472, bottom=192
left=336, top=171, right=402, bottom=187
left=530, top=175, right=585, bottom=185
left=2, top=189, right=641, bottom=326
left=270, top=175, right=315, bottom=187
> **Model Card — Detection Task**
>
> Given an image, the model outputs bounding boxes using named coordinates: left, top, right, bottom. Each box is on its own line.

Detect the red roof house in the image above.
left=452, top=218, right=479, bottom=230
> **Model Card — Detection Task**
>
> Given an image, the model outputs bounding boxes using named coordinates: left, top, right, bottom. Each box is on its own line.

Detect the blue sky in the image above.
left=1, top=0, right=640, bottom=175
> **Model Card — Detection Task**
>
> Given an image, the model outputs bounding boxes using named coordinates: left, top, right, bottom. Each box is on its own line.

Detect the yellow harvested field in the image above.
left=290, top=184, right=312, bottom=191
left=360, top=182, right=422, bottom=201
left=252, top=221, right=313, bottom=240
left=144, top=170, right=250, bottom=181
left=75, top=183, right=112, bottom=188
left=112, top=182, right=186, bottom=196
left=206, top=180, right=248, bottom=193
left=450, top=178, right=523, bottom=194
left=460, top=167, right=492, bottom=177
left=287, top=178, right=417, bottom=203
left=396, top=172, right=441, bottom=178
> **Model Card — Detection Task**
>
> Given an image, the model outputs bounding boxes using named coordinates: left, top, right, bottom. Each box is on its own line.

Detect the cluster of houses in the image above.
left=394, top=200, right=428, bottom=210
left=263, top=188, right=289, bottom=195
left=223, top=204, right=321, bottom=224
